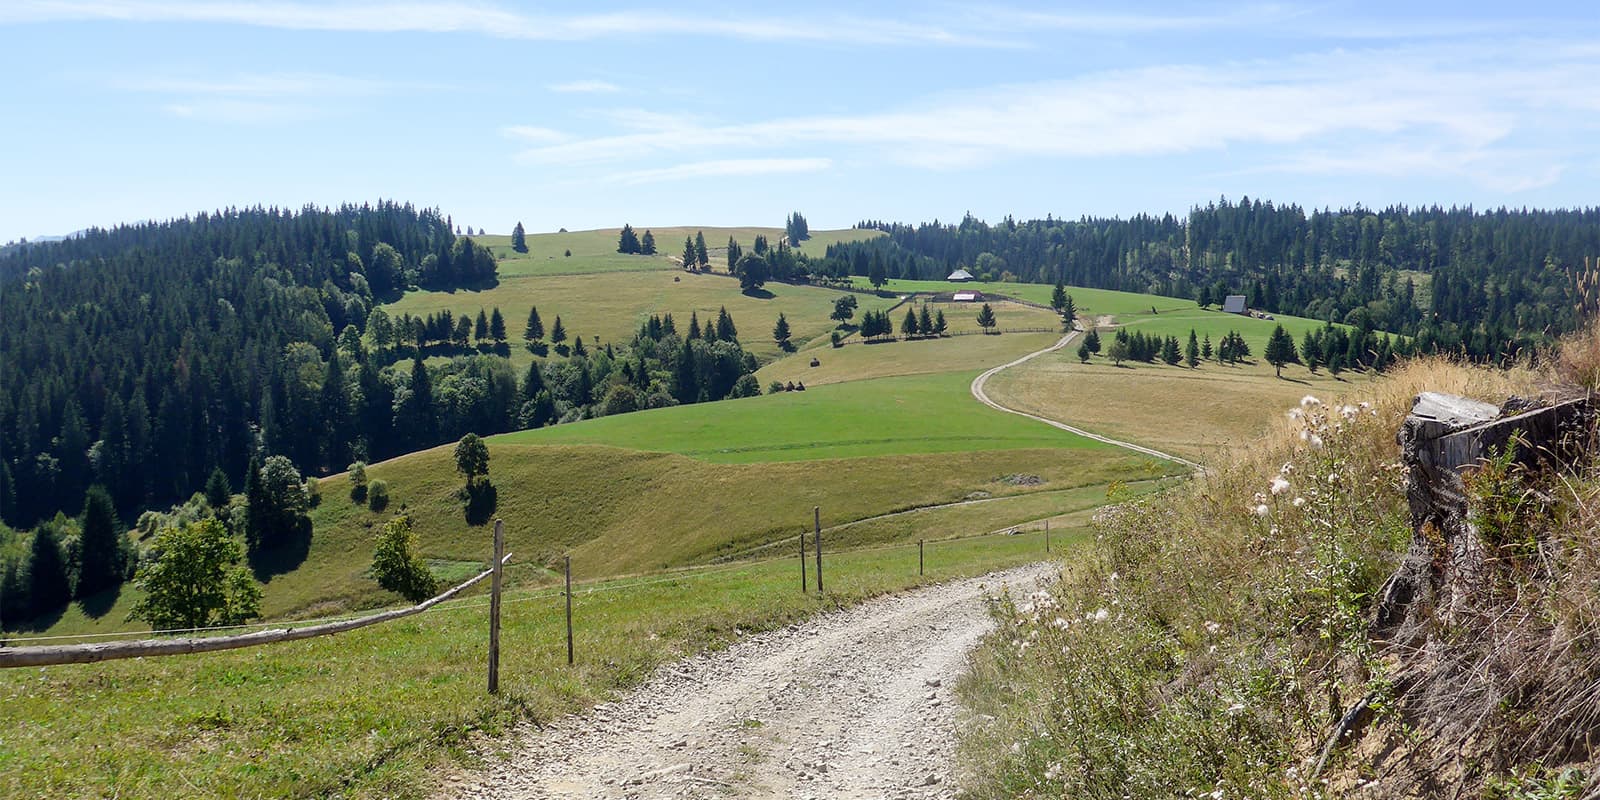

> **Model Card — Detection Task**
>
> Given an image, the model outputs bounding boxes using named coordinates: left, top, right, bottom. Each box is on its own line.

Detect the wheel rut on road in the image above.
left=438, top=563, right=1055, bottom=799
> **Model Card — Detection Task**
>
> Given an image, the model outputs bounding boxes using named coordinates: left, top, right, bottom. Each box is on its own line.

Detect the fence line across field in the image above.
left=0, top=513, right=1057, bottom=671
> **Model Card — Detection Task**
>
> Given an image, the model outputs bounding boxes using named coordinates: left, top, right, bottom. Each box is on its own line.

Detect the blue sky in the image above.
left=3, top=2, right=1600, bottom=242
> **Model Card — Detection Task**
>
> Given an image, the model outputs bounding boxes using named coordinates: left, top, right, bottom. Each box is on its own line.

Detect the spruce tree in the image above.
left=27, top=522, right=71, bottom=616
left=1161, top=335, right=1181, bottom=365
left=934, top=309, right=948, bottom=335
left=1185, top=330, right=1200, bottom=368
left=550, top=316, right=567, bottom=345
left=523, top=306, right=544, bottom=343
left=688, top=311, right=702, bottom=340
left=489, top=307, right=507, bottom=343
left=902, top=307, right=920, bottom=338
left=1265, top=325, right=1298, bottom=377
left=474, top=309, right=489, bottom=343
left=976, top=303, right=997, bottom=334
left=1061, top=295, right=1077, bottom=331
left=641, top=229, right=656, bottom=255
left=919, top=305, right=934, bottom=337
left=726, top=237, right=741, bottom=271
left=694, top=231, right=708, bottom=266
left=1084, top=329, right=1101, bottom=353
left=617, top=224, right=640, bottom=254
left=511, top=222, right=527, bottom=253
left=204, top=466, right=232, bottom=510
left=715, top=307, right=738, bottom=340
left=1077, top=342, right=1091, bottom=363
left=1202, top=333, right=1213, bottom=361
left=681, top=237, right=696, bottom=269
left=1302, top=331, right=1322, bottom=373
left=773, top=313, right=791, bottom=350
left=77, top=485, right=124, bottom=598
left=1051, top=281, right=1067, bottom=311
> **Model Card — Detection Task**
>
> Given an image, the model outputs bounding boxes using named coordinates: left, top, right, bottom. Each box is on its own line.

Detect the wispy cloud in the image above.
left=500, top=125, right=570, bottom=144
left=547, top=79, right=621, bottom=94
left=3, top=1, right=1021, bottom=46
left=118, top=70, right=409, bottom=124
left=509, top=40, right=1600, bottom=191
left=607, top=157, right=832, bottom=185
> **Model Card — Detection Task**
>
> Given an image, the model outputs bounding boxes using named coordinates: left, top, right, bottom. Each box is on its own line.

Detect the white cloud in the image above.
left=500, top=125, right=570, bottom=144
left=547, top=80, right=621, bottom=94
left=509, top=40, right=1600, bottom=191
left=607, top=157, right=832, bottom=185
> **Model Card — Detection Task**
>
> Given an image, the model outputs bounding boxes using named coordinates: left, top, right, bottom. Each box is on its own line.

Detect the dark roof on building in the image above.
left=1222, top=294, right=1247, bottom=314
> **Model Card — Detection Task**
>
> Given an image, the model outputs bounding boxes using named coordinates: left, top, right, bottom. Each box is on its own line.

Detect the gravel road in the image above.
left=439, top=563, right=1055, bottom=799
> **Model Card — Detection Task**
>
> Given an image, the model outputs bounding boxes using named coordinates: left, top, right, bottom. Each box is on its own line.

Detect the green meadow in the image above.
left=496, top=370, right=1110, bottom=462
left=476, top=226, right=883, bottom=277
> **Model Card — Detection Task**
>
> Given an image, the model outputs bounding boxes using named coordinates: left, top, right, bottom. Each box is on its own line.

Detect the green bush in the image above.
left=370, top=515, right=436, bottom=603
left=366, top=479, right=390, bottom=512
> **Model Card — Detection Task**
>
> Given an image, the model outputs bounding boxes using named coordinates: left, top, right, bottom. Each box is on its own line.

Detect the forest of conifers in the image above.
left=4, top=198, right=1599, bottom=537
left=831, top=199, right=1600, bottom=357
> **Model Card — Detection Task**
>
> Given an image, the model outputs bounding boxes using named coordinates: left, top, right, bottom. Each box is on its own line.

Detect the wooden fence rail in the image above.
left=0, top=553, right=513, bottom=669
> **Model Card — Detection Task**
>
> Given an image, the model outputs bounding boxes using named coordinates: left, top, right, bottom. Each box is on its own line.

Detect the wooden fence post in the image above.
left=1045, top=519, right=1050, bottom=553
left=919, top=539, right=924, bottom=576
left=813, top=506, right=823, bottom=593
left=564, top=555, right=574, bottom=666
left=799, top=531, right=807, bottom=593
left=488, top=518, right=503, bottom=695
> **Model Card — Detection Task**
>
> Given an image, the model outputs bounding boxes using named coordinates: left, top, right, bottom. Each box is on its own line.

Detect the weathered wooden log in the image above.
left=0, top=553, right=512, bottom=668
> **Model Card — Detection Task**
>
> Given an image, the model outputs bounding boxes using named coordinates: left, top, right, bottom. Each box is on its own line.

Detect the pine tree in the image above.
left=474, top=309, right=489, bottom=343
left=1202, top=333, right=1213, bottom=361
left=641, top=229, right=657, bottom=255
left=1302, top=331, right=1322, bottom=373
left=27, top=522, right=71, bottom=616
left=694, top=231, right=708, bottom=266
left=204, top=467, right=232, bottom=510
left=716, top=306, right=738, bottom=341
left=1185, top=330, right=1200, bottom=368
left=617, top=224, right=641, bottom=254
left=727, top=237, right=741, bottom=271
left=919, top=305, right=934, bottom=336
left=1077, top=342, right=1091, bottom=363
left=1265, top=325, right=1298, bottom=377
left=320, top=353, right=350, bottom=468
left=1161, top=335, right=1181, bottom=365
left=902, top=307, right=920, bottom=338
left=550, top=316, right=567, bottom=345
left=682, top=237, right=696, bottom=269
left=773, top=313, right=792, bottom=350
left=77, top=485, right=124, bottom=598
left=489, top=307, right=507, bottom=343
left=1061, top=294, right=1077, bottom=331
left=511, top=221, right=527, bottom=253
left=572, top=335, right=587, bottom=357
left=688, top=311, right=702, bottom=340
left=868, top=258, right=887, bottom=290
left=523, top=306, right=544, bottom=343
left=976, top=303, right=997, bottom=334
left=934, top=309, right=948, bottom=335
left=1085, top=329, right=1101, bottom=353
left=1051, top=281, right=1067, bottom=311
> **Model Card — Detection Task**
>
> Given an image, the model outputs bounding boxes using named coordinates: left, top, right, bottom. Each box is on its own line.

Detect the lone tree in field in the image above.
left=371, top=515, right=437, bottom=603
left=511, top=222, right=528, bottom=253
left=640, top=229, right=657, bottom=255
left=523, top=305, right=544, bottom=344
left=830, top=294, right=858, bottom=325
left=617, top=224, right=641, bottom=254
left=976, top=303, right=997, bottom=334
left=773, top=313, right=791, bottom=350
left=129, top=518, right=261, bottom=630
left=1265, top=324, right=1298, bottom=377
left=735, top=252, right=769, bottom=292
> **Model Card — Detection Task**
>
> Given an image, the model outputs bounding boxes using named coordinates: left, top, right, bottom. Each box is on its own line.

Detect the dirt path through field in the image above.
left=969, top=329, right=1203, bottom=470
left=438, top=563, right=1053, bottom=799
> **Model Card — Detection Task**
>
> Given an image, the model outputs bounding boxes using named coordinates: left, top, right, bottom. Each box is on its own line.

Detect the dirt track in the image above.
left=438, top=563, right=1054, bottom=799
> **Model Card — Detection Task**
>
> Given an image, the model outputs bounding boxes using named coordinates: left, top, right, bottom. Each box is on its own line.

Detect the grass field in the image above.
left=982, top=351, right=1365, bottom=462
left=33, top=441, right=1162, bottom=635
left=385, top=269, right=899, bottom=370
left=0, top=529, right=1066, bottom=800
left=854, top=277, right=1345, bottom=356
left=497, top=370, right=1114, bottom=462
left=757, top=331, right=1062, bottom=387
left=475, top=227, right=883, bottom=278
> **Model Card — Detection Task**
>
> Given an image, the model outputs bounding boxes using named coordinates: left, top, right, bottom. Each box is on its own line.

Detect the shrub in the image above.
left=348, top=462, right=368, bottom=503
left=370, top=515, right=437, bottom=603
left=366, top=479, right=390, bottom=512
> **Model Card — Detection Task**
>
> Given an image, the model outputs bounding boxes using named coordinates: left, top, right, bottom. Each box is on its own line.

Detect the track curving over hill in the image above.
left=968, top=330, right=1204, bottom=471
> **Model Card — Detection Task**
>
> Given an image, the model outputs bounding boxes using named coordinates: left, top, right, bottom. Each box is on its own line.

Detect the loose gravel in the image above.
left=438, top=563, right=1055, bottom=799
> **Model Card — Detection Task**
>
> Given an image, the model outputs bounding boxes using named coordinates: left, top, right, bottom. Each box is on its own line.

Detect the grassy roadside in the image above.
left=0, top=530, right=1070, bottom=799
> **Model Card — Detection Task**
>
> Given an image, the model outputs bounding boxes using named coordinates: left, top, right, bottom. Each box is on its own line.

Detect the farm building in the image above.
left=952, top=291, right=981, bottom=302
left=1222, top=295, right=1248, bottom=315
left=946, top=268, right=975, bottom=282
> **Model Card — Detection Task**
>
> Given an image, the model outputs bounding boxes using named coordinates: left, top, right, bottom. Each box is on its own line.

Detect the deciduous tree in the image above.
left=129, top=518, right=260, bottom=630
